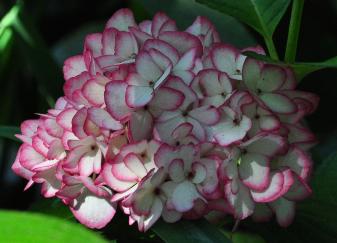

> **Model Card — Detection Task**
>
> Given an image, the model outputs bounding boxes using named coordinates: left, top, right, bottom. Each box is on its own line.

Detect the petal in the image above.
left=260, top=93, right=297, bottom=114
left=191, top=162, right=206, bottom=184
left=136, top=51, right=162, bottom=82
left=56, top=108, right=77, bottom=131
left=189, top=106, right=220, bottom=125
left=82, top=79, right=105, bottom=106
left=211, top=44, right=238, bottom=75
left=172, top=181, right=201, bottom=212
left=129, top=110, right=153, bottom=142
left=105, top=8, right=137, bottom=31
left=239, top=153, right=270, bottom=191
left=258, top=65, right=286, bottom=92
left=63, top=55, right=87, bottom=80
left=70, top=188, right=116, bottom=229
left=87, top=107, right=123, bottom=131
left=102, top=163, right=135, bottom=192
left=124, top=153, right=147, bottom=178
left=140, top=198, right=163, bottom=232
left=244, top=134, right=285, bottom=157
left=143, top=39, right=179, bottom=64
left=151, top=87, right=184, bottom=111
left=105, top=81, right=131, bottom=121
left=251, top=171, right=284, bottom=203
left=269, top=198, right=295, bottom=227
left=126, top=85, right=153, bottom=108
left=84, top=33, right=102, bottom=57
left=174, top=48, right=197, bottom=71
left=284, top=172, right=311, bottom=201
left=168, top=159, right=185, bottom=182
left=159, top=31, right=203, bottom=57
left=242, top=58, right=261, bottom=91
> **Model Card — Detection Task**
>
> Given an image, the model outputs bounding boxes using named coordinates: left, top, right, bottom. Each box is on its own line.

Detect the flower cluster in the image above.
left=12, top=9, right=319, bottom=231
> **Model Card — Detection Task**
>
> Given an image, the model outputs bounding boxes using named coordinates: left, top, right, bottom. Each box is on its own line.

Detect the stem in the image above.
left=264, top=36, right=279, bottom=60
left=285, top=0, right=305, bottom=63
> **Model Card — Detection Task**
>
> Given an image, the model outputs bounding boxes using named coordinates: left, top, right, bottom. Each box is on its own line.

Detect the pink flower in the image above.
left=12, top=8, right=319, bottom=231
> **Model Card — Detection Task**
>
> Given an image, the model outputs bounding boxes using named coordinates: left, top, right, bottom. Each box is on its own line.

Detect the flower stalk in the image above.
left=285, top=0, right=305, bottom=63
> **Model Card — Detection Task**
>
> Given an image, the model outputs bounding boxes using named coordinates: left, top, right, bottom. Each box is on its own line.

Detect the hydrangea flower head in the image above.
left=12, top=9, right=318, bottom=231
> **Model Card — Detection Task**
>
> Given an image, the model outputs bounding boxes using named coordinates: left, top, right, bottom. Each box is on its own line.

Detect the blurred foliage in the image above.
left=0, top=0, right=337, bottom=242
left=0, top=210, right=109, bottom=242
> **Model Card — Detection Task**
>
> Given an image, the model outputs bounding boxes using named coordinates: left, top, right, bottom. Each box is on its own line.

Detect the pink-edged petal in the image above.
left=211, top=44, right=238, bottom=74
left=143, top=39, right=179, bottom=64
left=189, top=106, right=220, bottom=125
left=70, top=188, right=116, bottom=229
left=102, top=163, right=135, bottom=192
left=260, top=93, right=297, bottom=114
left=105, top=8, right=137, bottom=31
left=284, top=172, right=311, bottom=201
left=12, top=148, right=34, bottom=180
left=72, top=108, right=88, bottom=139
left=84, top=33, right=102, bottom=57
left=115, top=31, right=138, bottom=58
left=126, top=85, right=153, bottom=108
left=57, top=108, right=77, bottom=131
left=239, top=153, right=270, bottom=191
left=159, top=31, right=203, bottom=57
left=172, top=181, right=201, bottom=212
left=63, top=55, right=87, bottom=80
left=251, top=171, right=284, bottom=203
left=151, top=87, right=184, bottom=111
left=88, top=107, right=122, bottom=131
left=136, top=51, right=162, bottom=82
left=174, top=48, right=197, bottom=71
left=19, top=144, right=44, bottom=169
left=259, top=115, right=280, bottom=131
left=172, top=123, right=193, bottom=139
left=82, top=79, right=105, bottom=106
left=105, top=81, right=131, bottom=121
left=139, top=198, right=163, bottom=232
left=124, top=153, right=147, bottom=178
left=168, top=159, right=185, bottom=182
left=278, top=146, right=312, bottom=180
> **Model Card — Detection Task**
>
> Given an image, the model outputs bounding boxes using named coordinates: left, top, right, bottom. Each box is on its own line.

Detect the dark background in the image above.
left=0, top=0, right=336, bottom=240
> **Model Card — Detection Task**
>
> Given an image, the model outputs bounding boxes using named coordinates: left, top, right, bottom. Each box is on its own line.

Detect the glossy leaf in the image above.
left=195, top=0, right=291, bottom=38
left=0, top=210, right=108, bottom=243
left=152, top=219, right=232, bottom=243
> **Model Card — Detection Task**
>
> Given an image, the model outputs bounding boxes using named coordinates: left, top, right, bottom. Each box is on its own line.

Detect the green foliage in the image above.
left=0, top=210, right=108, bottom=243
left=0, top=126, right=20, bottom=141
left=152, top=219, right=232, bottom=243
left=195, top=0, right=291, bottom=59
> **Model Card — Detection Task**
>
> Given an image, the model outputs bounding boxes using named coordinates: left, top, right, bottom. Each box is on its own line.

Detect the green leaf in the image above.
left=0, top=125, right=20, bottom=141
left=152, top=219, right=232, bottom=243
left=0, top=27, right=14, bottom=77
left=231, top=232, right=266, bottom=243
left=244, top=51, right=337, bottom=81
left=0, top=210, right=108, bottom=243
left=1, top=4, right=63, bottom=106
left=195, top=0, right=291, bottom=37
left=135, top=0, right=257, bottom=48
left=195, top=0, right=291, bottom=59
